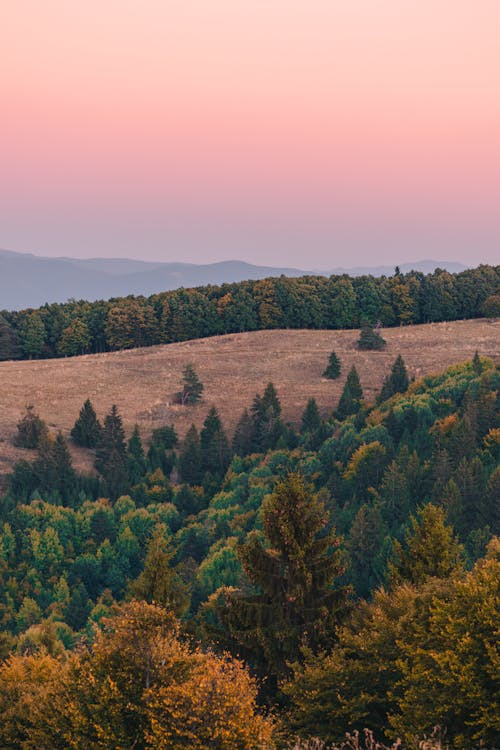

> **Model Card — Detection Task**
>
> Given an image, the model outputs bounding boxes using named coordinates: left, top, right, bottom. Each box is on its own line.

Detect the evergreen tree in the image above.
left=18, top=312, right=46, bottom=358
left=250, top=382, right=284, bottom=452
left=223, top=472, right=348, bottom=681
left=129, top=527, right=189, bottom=616
left=176, top=363, right=204, bottom=405
left=200, top=406, right=231, bottom=480
left=178, top=424, right=202, bottom=485
left=232, top=409, right=254, bottom=456
left=322, top=350, right=341, bottom=379
left=147, top=425, right=177, bottom=475
left=348, top=504, right=386, bottom=597
left=336, top=365, right=364, bottom=420
left=127, top=425, right=147, bottom=485
left=13, top=406, right=47, bottom=449
left=301, top=398, right=322, bottom=434
left=102, top=448, right=129, bottom=501
left=388, top=503, right=464, bottom=587
left=71, top=399, right=102, bottom=448
left=95, top=405, right=126, bottom=473
left=472, top=349, right=483, bottom=374
left=378, top=354, right=410, bottom=403
left=357, top=323, right=386, bottom=350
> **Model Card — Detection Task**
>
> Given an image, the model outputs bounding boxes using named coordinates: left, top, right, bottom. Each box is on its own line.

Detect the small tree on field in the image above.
left=176, top=363, right=204, bottom=405
left=357, top=324, right=386, bottom=351
left=13, top=406, right=47, bottom=449
left=323, top=350, right=341, bottom=379
left=378, top=354, right=409, bottom=403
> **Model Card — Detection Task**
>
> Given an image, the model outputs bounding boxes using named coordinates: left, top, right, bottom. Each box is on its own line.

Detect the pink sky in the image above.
left=1, top=1, right=499, bottom=266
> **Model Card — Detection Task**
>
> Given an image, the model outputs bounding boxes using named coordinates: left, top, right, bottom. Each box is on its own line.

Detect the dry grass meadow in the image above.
left=0, top=319, right=498, bottom=477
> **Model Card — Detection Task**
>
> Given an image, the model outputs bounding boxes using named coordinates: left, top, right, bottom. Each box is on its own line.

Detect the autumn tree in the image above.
left=57, top=319, right=91, bottom=356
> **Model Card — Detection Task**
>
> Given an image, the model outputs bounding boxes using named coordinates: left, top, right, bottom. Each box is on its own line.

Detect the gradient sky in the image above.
left=1, top=1, right=499, bottom=267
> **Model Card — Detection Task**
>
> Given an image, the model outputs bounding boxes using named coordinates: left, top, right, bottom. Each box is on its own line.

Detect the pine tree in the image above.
left=472, top=350, right=483, bottom=374
left=357, top=323, right=386, bottom=350
left=223, top=472, right=348, bottom=681
left=129, top=527, right=189, bottom=616
left=95, top=405, right=126, bottom=473
left=176, top=363, right=204, bottom=405
left=13, top=406, right=47, bottom=449
left=127, top=425, right=147, bottom=485
left=322, top=350, right=341, bottom=379
left=336, top=365, right=364, bottom=420
left=71, top=399, right=102, bottom=448
left=200, top=406, right=231, bottom=479
left=378, top=354, right=409, bottom=403
left=250, top=382, right=284, bottom=452
left=301, top=398, right=321, bottom=433
left=178, top=424, right=202, bottom=485
left=232, top=409, right=254, bottom=456
left=388, top=504, right=464, bottom=587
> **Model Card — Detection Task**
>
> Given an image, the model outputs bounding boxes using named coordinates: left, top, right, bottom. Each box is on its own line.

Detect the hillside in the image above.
left=0, top=319, right=497, bottom=476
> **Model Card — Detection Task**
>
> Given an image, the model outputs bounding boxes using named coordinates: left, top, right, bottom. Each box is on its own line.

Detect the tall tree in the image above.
left=95, top=405, right=126, bottom=473
left=127, top=426, right=147, bottom=485
left=223, top=472, right=348, bottom=681
left=0, top=315, right=21, bottom=360
left=200, top=406, right=231, bottom=480
left=71, top=399, right=102, bottom=448
left=232, top=409, right=254, bottom=456
left=178, top=425, right=203, bottom=485
left=336, top=365, right=364, bottom=420
left=176, top=363, right=204, bottom=405
left=378, top=354, right=409, bottom=403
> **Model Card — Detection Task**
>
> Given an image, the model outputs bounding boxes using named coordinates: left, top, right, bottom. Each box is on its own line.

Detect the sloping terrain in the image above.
left=0, top=319, right=497, bottom=476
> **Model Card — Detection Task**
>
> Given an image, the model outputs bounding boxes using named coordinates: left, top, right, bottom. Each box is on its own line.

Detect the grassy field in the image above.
left=0, top=319, right=498, bottom=477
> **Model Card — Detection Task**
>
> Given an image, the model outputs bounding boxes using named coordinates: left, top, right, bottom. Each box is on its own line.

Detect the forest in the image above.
left=0, top=338, right=498, bottom=748
left=0, top=264, right=499, bottom=360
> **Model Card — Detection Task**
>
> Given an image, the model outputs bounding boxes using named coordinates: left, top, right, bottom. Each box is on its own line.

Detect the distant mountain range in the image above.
left=0, top=248, right=469, bottom=311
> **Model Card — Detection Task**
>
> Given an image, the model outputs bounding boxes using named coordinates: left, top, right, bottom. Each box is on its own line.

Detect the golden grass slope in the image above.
left=0, top=319, right=498, bottom=477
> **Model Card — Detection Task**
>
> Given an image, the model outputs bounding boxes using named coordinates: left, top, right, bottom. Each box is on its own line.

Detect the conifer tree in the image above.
left=357, top=323, right=386, bottom=350
left=0, top=315, right=20, bottom=361
left=13, top=406, right=47, bottom=449
left=223, top=472, right=348, bottom=681
left=388, top=503, right=464, bottom=587
left=71, top=399, right=102, bottom=448
left=250, top=382, right=284, bottom=451
left=95, top=405, right=126, bottom=473
left=472, top=349, right=483, bottom=374
left=336, top=365, right=364, bottom=420
left=129, top=527, right=189, bottom=616
left=378, top=354, right=409, bottom=403
left=127, top=425, right=147, bottom=485
left=232, top=408, right=254, bottom=456
left=176, top=363, right=204, bottom=405
left=301, top=397, right=322, bottom=434
left=322, top=350, right=341, bottom=379
left=200, top=406, right=231, bottom=479
left=178, top=424, right=202, bottom=485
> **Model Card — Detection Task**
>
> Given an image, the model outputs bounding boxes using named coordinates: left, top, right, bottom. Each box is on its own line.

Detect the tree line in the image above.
left=0, top=265, right=499, bottom=359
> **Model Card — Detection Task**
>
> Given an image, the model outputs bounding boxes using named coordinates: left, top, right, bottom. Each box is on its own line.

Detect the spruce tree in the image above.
left=127, top=425, right=147, bottom=485
left=336, top=365, right=363, bottom=420
left=301, top=398, right=322, bottom=434
left=223, top=472, right=348, bottom=681
left=13, top=406, right=47, bottom=449
left=71, top=399, right=102, bottom=448
left=200, top=406, right=231, bottom=479
left=95, top=405, right=126, bottom=473
left=129, top=527, right=189, bottom=616
left=388, top=504, right=464, bottom=587
left=178, top=424, right=202, bottom=484
left=472, top=350, right=483, bottom=374
left=250, top=382, right=283, bottom=452
left=357, top=323, right=386, bottom=350
left=232, top=409, right=254, bottom=456
left=177, top=363, right=204, bottom=405
left=378, top=354, right=409, bottom=403
left=322, top=350, right=341, bottom=379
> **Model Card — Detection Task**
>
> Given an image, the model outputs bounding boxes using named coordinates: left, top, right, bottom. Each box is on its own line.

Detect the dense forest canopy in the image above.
left=0, top=345, right=498, bottom=747
left=0, top=264, right=498, bottom=360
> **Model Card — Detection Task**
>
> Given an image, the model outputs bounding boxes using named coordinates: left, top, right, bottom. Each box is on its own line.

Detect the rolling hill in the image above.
left=0, top=319, right=497, bottom=478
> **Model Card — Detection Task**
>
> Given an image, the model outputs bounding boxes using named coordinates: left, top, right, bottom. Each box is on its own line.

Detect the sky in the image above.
left=1, top=1, right=499, bottom=268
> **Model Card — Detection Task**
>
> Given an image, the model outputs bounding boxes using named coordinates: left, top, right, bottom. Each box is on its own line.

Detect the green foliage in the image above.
left=357, top=324, right=386, bottom=351
left=378, top=355, right=409, bottom=403
left=323, top=350, right=341, bottom=379
left=223, top=472, right=348, bottom=680
left=70, top=399, right=102, bottom=448
left=178, top=425, right=202, bottom=485
left=336, top=366, right=364, bottom=420
left=13, top=406, right=47, bottom=449
left=176, top=363, right=204, bottom=405
left=18, top=312, right=46, bottom=358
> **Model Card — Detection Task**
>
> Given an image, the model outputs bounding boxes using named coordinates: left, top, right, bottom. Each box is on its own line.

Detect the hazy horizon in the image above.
left=1, top=1, right=499, bottom=268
